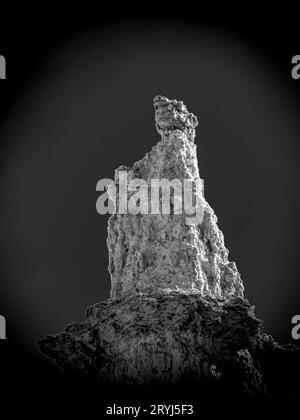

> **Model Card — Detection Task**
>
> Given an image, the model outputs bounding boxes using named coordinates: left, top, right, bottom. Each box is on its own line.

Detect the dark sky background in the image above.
left=0, top=18, right=300, bottom=374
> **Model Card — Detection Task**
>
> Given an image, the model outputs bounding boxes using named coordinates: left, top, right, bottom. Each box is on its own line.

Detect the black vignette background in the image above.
left=0, top=7, right=300, bottom=416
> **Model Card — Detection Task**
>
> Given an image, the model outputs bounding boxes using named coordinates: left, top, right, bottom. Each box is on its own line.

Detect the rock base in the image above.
left=38, top=291, right=300, bottom=400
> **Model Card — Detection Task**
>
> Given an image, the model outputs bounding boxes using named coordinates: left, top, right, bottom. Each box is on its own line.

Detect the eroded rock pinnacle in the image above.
left=38, top=96, right=300, bottom=403
left=108, top=95, right=244, bottom=299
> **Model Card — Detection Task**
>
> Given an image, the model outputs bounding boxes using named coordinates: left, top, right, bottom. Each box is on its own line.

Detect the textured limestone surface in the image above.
left=40, top=293, right=261, bottom=384
left=38, top=96, right=300, bottom=401
left=108, top=95, right=244, bottom=299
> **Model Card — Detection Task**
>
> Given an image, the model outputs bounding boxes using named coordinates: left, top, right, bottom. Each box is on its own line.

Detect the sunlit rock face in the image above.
left=38, top=96, right=300, bottom=402
left=108, top=96, right=244, bottom=299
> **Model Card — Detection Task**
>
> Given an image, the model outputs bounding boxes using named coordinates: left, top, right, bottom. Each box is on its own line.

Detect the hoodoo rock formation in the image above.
left=108, top=96, right=243, bottom=300
left=38, top=96, right=300, bottom=402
